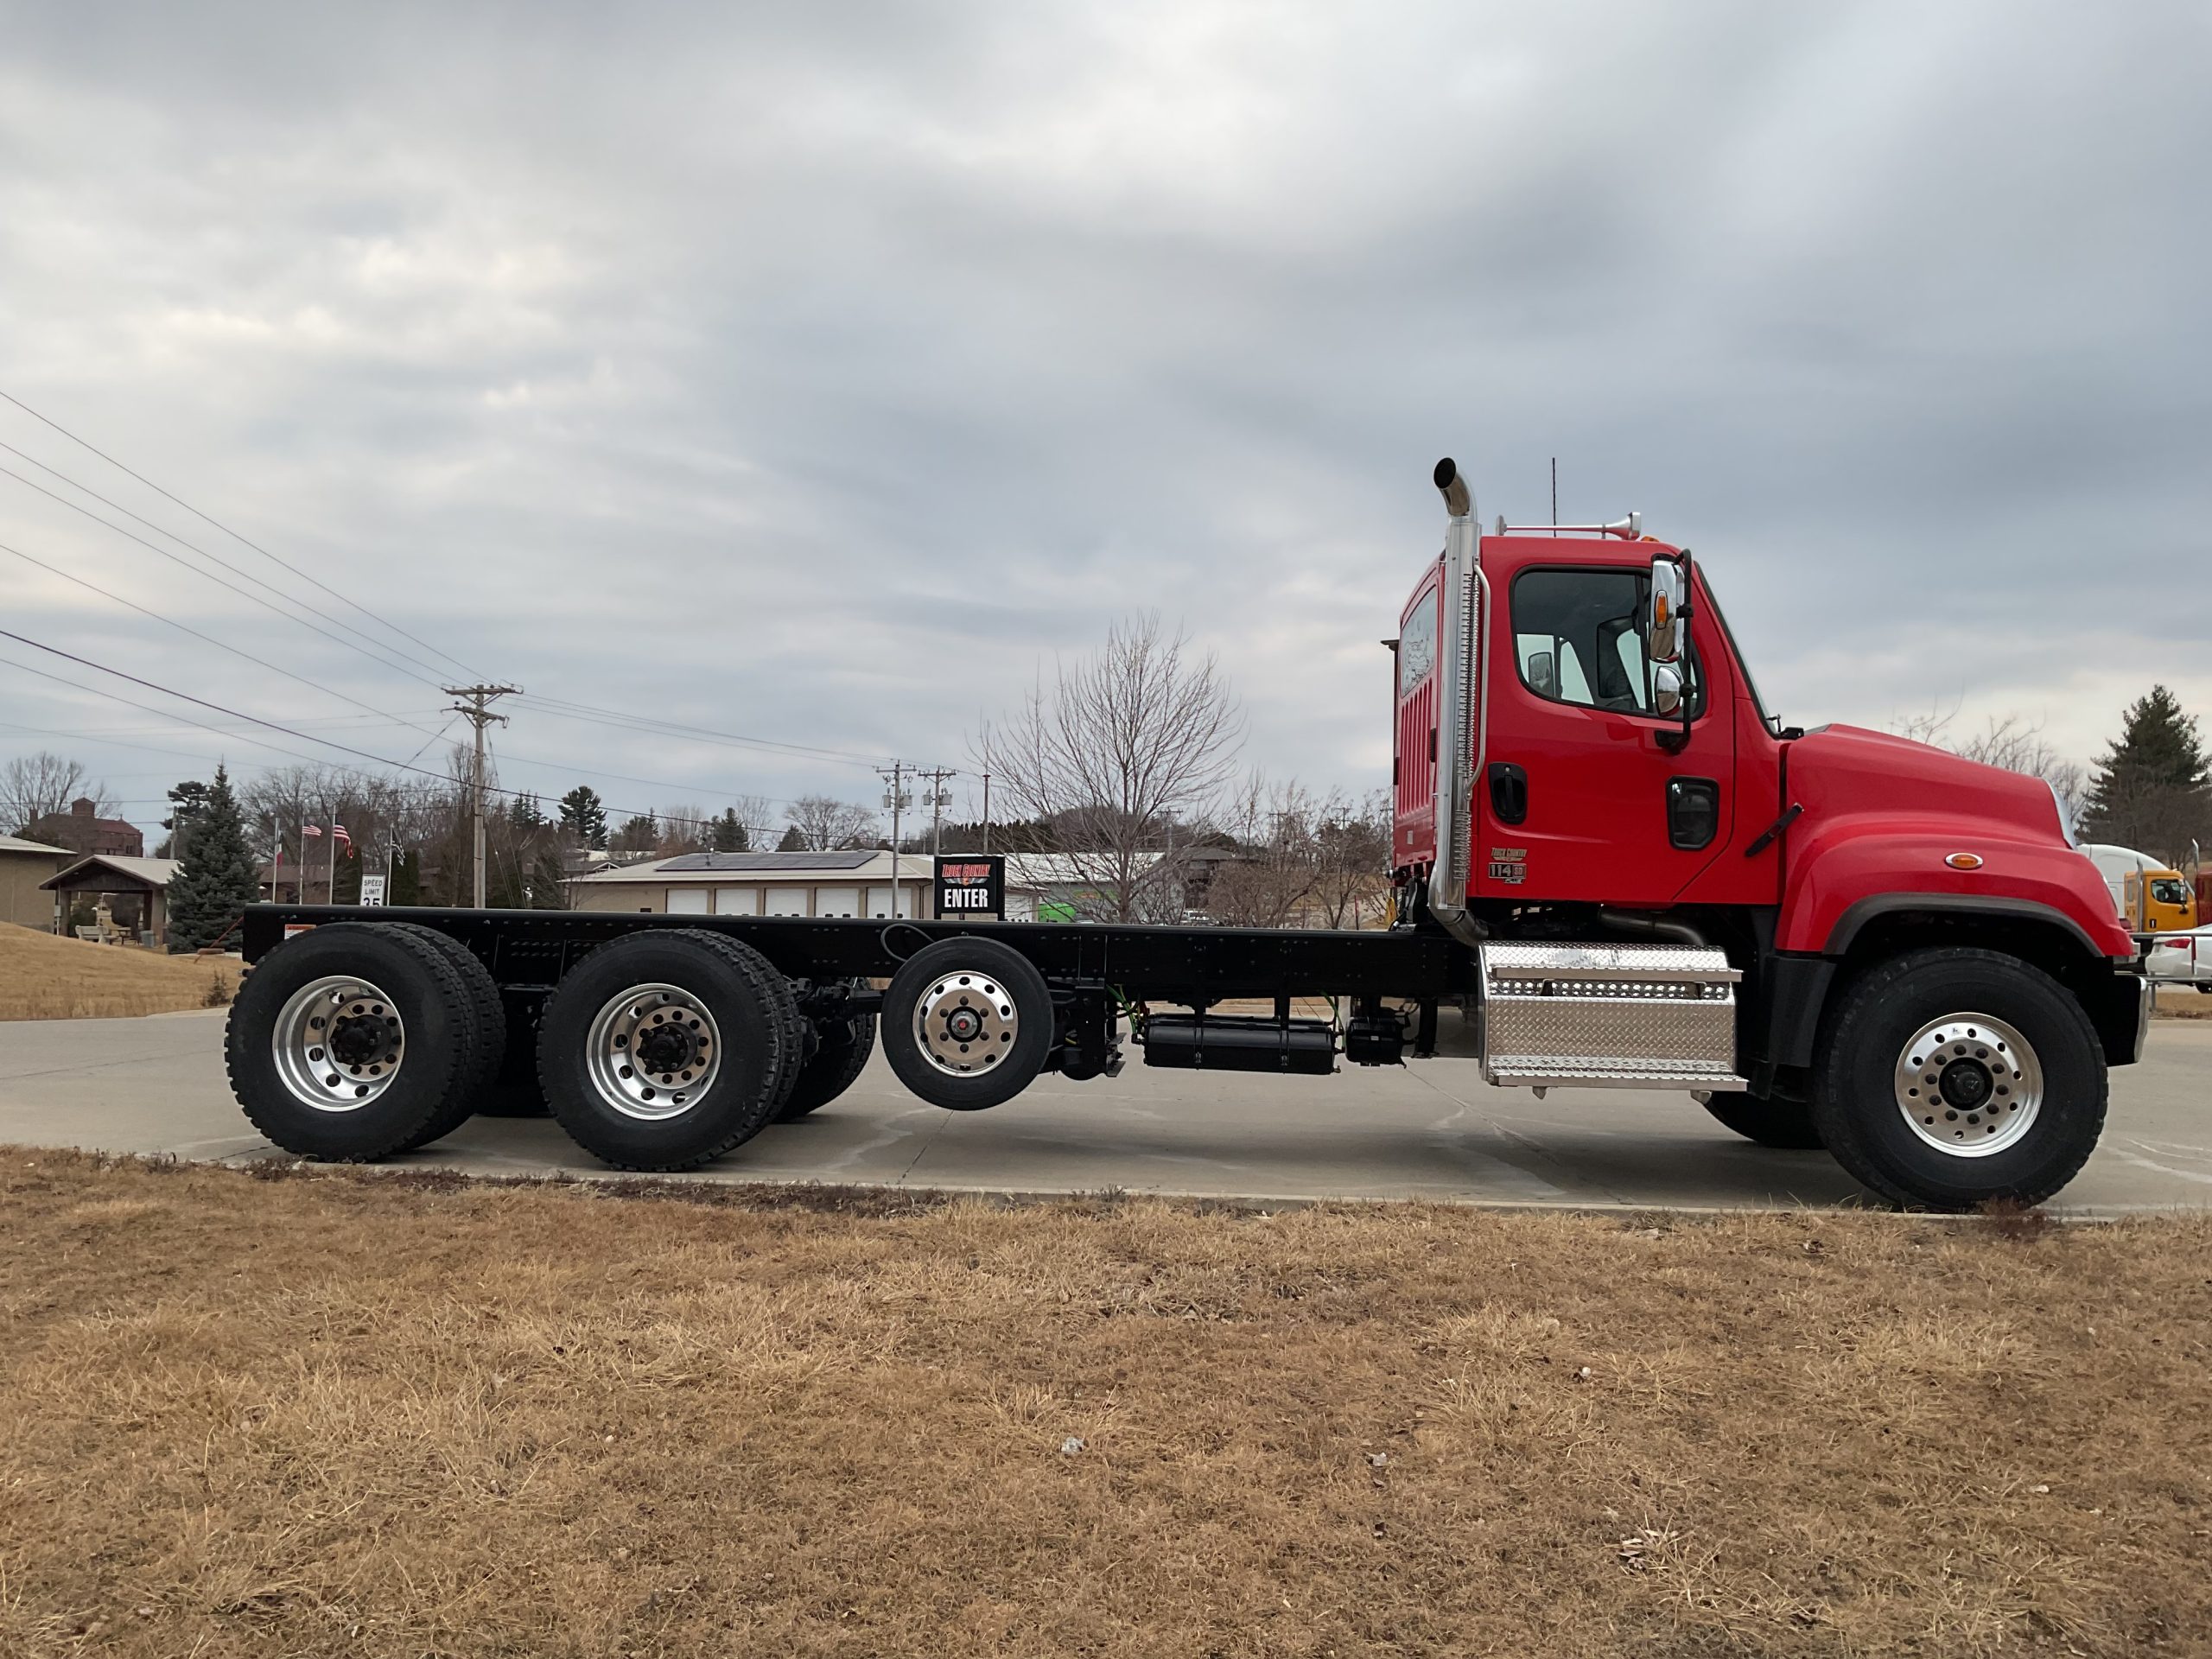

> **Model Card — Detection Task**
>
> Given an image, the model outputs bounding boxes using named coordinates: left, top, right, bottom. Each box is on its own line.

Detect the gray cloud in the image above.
left=3, top=0, right=2209, bottom=837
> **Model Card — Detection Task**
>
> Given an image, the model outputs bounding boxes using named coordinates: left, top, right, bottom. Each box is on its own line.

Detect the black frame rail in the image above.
left=241, top=906, right=1469, bottom=1007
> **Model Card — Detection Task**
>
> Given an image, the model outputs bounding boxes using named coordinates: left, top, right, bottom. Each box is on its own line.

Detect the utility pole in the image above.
left=981, top=771, right=991, bottom=855
left=916, top=767, right=957, bottom=857
left=877, top=761, right=911, bottom=918
left=445, top=684, right=519, bottom=908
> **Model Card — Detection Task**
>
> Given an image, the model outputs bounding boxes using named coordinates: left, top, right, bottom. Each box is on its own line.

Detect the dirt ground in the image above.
left=2, top=1151, right=2208, bottom=1657
left=0, top=924, right=240, bottom=1020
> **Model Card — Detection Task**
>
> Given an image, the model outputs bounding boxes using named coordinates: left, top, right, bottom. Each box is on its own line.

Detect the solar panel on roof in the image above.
left=657, top=851, right=876, bottom=872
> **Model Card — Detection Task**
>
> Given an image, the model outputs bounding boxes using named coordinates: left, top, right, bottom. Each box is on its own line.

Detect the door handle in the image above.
left=1488, top=762, right=1529, bottom=825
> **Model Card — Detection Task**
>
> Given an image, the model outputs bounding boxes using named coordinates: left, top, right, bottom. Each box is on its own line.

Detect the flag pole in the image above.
left=327, top=813, right=338, bottom=905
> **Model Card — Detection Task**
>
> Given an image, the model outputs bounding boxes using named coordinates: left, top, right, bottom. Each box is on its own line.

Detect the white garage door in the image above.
left=666, top=887, right=710, bottom=915
left=765, top=887, right=809, bottom=916
left=815, top=886, right=861, bottom=918
left=714, top=886, right=759, bottom=915
left=866, top=886, right=916, bottom=918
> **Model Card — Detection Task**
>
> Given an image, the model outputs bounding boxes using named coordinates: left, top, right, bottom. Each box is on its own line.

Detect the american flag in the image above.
left=302, top=823, right=322, bottom=838
left=332, top=823, right=353, bottom=855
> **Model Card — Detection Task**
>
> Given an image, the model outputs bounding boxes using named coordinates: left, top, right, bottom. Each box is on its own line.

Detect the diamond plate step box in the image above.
left=1478, top=940, right=1746, bottom=1090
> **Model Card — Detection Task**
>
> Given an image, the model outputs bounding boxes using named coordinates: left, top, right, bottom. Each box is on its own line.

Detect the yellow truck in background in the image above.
left=2124, top=867, right=2196, bottom=933
left=2086, top=844, right=2198, bottom=934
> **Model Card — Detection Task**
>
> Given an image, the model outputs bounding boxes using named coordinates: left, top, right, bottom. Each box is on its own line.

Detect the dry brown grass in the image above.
left=2151, top=988, right=2212, bottom=1020
left=3, top=1151, right=2209, bottom=1658
left=0, top=923, right=241, bottom=1020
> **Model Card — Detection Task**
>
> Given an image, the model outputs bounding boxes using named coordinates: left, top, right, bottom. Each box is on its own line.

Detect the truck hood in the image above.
left=1777, top=725, right=2133, bottom=959
left=1789, top=724, right=2071, bottom=846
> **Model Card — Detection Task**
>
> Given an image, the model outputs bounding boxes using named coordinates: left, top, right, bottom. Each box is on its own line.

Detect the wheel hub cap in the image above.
left=271, top=976, right=405, bottom=1114
left=1893, top=1014, right=2043, bottom=1158
left=912, top=970, right=1018, bottom=1077
left=585, top=983, right=721, bottom=1121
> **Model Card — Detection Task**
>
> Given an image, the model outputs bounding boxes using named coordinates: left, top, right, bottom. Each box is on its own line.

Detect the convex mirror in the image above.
left=1647, top=558, right=1685, bottom=663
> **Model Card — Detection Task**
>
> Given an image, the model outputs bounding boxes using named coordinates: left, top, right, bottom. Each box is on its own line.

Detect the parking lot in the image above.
left=3, top=1007, right=2208, bottom=1211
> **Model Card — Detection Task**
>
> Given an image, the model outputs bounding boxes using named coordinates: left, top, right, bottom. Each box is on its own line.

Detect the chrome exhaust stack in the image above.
left=1427, top=459, right=1487, bottom=950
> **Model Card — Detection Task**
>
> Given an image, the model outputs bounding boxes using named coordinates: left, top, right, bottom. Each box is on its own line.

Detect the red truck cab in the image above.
left=1391, top=459, right=2144, bottom=1207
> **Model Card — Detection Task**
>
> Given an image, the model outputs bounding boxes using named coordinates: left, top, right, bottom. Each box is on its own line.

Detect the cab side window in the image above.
left=1510, top=567, right=1701, bottom=716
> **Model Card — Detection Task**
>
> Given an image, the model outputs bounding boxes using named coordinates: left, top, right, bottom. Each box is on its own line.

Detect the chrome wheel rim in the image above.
left=911, top=968, right=1019, bottom=1077
left=585, top=983, right=721, bottom=1120
left=1893, top=1012, right=2042, bottom=1158
left=272, top=975, right=405, bottom=1113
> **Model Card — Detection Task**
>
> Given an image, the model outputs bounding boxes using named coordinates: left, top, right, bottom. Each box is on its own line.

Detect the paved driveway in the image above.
left=2, top=1009, right=2206, bottom=1211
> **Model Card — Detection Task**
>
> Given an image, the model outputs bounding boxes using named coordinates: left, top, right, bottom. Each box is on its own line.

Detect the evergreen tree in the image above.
left=160, top=778, right=211, bottom=860
left=2082, top=685, right=2210, bottom=861
left=391, top=849, right=423, bottom=906
left=506, top=792, right=545, bottom=831
left=558, top=785, right=608, bottom=849
left=165, top=765, right=260, bottom=951
left=611, top=813, right=658, bottom=854
left=710, top=807, right=749, bottom=852
left=528, top=842, right=569, bottom=908
left=776, top=823, right=806, bottom=852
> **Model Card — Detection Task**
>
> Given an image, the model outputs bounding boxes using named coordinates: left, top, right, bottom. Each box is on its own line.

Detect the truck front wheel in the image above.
left=1810, top=947, right=2106, bottom=1211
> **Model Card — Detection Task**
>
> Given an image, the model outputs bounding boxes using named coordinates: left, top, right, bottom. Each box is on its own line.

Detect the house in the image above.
left=22, top=798, right=143, bottom=859
left=0, top=834, right=72, bottom=931
left=40, top=855, right=182, bottom=945
left=570, top=849, right=935, bottom=918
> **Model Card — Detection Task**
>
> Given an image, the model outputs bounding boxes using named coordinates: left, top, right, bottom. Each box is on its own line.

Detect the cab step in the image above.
left=1478, top=941, right=1745, bottom=1091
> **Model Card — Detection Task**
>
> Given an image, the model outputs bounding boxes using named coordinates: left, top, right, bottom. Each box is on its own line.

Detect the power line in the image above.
left=0, top=632, right=765, bottom=847
left=0, top=438, right=466, bottom=686
left=0, top=461, right=450, bottom=690
left=0, top=401, right=966, bottom=799
left=0, top=534, right=453, bottom=742
left=514, top=694, right=943, bottom=771
left=0, top=388, right=479, bottom=679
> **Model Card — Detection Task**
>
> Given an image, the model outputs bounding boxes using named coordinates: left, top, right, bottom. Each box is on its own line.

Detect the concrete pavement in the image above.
left=2, top=1007, right=2207, bottom=1211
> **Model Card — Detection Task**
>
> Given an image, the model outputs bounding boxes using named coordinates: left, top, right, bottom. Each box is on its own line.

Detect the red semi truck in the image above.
left=225, top=460, right=2145, bottom=1210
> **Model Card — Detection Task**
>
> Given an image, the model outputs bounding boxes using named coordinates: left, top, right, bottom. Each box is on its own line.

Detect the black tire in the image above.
left=881, top=937, right=1052, bottom=1110
left=1810, top=947, right=2107, bottom=1211
left=226, top=923, right=476, bottom=1161
left=777, top=1010, right=877, bottom=1121
left=385, top=925, right=507, bottom=1150
left=1700, top=1089, right=1823, bottom=1150
left=537, top=929, right=803, bottom=1170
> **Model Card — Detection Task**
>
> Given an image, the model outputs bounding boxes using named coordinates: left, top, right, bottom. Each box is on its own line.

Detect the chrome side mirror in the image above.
left=1647, top=558, right=1685, bottom=664
left=1652, top=662, right=1683, bottom=717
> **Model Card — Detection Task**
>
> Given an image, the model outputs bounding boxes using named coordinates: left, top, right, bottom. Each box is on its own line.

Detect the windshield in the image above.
left=1698, top=571, right=1777, bottom=736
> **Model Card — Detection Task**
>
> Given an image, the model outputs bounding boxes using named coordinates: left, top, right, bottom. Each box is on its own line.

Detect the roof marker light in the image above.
left=1945, top=853, right=1984, bottom=871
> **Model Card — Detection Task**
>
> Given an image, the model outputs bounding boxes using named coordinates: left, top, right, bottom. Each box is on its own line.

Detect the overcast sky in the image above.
left=3, top=1, right=2208, bottom=842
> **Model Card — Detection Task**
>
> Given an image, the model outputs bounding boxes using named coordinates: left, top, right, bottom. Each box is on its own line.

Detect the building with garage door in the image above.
left=569, top=849, right=936, bottom=918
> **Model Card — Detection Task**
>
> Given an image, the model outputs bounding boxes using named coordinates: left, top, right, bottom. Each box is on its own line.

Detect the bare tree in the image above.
left=1, top=751, right=115, bottom=835
left=1204, top=774, right=1323, bottom=928
left=1313, top=788, right=1393, bottom=930
left=785, top=795, right=877, bottom=852
left=976, top=611, right=1244, bottom=922
left=655, top=803, right=711, bottom=855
